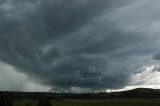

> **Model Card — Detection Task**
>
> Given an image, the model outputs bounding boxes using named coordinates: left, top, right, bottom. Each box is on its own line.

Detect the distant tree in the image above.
left=55, top=97, right=63, bottom=102
left=2, top=92, right=14, bottom=106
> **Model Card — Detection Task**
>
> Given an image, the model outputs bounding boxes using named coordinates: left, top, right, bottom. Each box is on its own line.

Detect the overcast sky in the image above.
left=1, top=0, right=160, bottom=92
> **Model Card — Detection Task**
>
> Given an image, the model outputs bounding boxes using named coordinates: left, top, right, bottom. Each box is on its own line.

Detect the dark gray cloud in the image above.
left=154, top=53, right=160, bottom=61
left=0, top=0, right=160, bottom=92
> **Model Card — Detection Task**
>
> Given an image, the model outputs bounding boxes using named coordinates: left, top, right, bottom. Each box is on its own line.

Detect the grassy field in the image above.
left=14, top=99, right=160, bottom=106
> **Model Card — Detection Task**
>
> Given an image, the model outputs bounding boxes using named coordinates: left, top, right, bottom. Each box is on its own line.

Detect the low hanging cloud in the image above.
left=0, top=61, right=51, bottom=92
left=1, top=0, right=160, bottom=92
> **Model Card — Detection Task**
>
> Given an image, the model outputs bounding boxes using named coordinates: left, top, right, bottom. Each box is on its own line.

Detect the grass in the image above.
left=14, top=99, right=160, bottom=106
left=14, top=99, right=37, bottom=106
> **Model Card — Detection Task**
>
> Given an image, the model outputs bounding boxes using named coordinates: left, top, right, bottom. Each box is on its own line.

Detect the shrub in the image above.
left=25, top=102, right=32, bottom=106
left=37, top=99, right=52, bottom=106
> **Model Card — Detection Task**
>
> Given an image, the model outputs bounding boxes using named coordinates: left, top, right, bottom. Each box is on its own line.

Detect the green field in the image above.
left=14, top=99, right=160, bottom=106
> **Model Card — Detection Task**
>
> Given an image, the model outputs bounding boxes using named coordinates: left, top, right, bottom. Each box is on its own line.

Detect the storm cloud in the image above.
left=1, top=0, right=160, bottom=92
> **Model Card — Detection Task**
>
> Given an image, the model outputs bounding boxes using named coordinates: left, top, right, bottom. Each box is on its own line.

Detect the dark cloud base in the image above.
left=0, top=0, right=160, bottom=92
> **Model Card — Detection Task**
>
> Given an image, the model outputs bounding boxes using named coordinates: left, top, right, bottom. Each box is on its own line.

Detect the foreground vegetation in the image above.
left=14, top=99, right=160, bottom=106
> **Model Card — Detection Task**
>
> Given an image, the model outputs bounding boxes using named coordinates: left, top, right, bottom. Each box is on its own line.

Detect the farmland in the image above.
left=14, top=99, right=160, bottom=106
left=1, top=88, right=160, bottom=106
